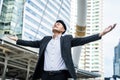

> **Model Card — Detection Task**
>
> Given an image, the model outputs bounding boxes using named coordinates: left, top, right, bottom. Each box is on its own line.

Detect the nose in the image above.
left=54, top=23, right=57, bottom=27
left=56, top=23, right=59, bottom=26
left=53, top=23, right=57, bottom=27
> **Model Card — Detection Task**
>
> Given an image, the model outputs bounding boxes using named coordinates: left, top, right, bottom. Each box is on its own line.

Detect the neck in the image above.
left=53, top=32, right=62, bottom=39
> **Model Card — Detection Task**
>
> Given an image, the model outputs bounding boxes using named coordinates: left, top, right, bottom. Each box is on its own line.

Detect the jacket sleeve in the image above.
left=71, top=33, right=101, bottom=47
left=16, top=39, right=42, bottom=48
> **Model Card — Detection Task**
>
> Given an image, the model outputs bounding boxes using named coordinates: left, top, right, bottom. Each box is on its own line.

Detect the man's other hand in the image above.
left=99, top=23, right=117, bottom=37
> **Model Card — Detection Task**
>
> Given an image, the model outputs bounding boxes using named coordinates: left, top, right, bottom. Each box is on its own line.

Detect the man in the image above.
left=9, top=20, right=116, bottom=80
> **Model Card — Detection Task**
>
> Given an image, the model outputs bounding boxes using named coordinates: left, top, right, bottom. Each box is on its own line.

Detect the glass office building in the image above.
left=23, top=0, right=71, bottom=40
left=114, top=41, right=120, bottom=76
left=0, top=0, right=71, bottom=40
left=0, top=0, right=24, bottom=38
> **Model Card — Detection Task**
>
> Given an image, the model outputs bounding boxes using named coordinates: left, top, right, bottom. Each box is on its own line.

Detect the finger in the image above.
left=109, top=24, right=116, bottom=31
left=113, top=23, right=117, bottom=28
left=108, top=25, right=112, bottom=28
left=107, top=25, right=112, bottom=29
left=111, top=24, right=117, bottom=30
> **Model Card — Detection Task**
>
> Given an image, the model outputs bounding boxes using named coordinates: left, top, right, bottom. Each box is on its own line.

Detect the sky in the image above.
left=103, top=0, right=120, bottom=77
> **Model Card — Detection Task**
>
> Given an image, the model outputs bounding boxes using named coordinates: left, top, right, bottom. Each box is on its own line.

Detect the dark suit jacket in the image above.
left=16, top=34, right=101, bottom=80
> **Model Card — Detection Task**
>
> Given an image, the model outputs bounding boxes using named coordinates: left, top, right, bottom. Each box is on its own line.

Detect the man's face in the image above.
left=52, top=22, right=65, bottom=33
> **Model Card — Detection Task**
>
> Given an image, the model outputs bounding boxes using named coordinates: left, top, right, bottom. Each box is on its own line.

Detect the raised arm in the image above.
left=8, top=36, right=41, bottom=48
left=99, top=23, right=116, bottom=37
left=71, top=23, right=117, bottom=47
left=71, top=34, right=101, bottom=47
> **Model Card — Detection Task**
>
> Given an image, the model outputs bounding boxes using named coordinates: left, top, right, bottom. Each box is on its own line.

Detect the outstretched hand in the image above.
left=99, top=23, right=117, bottom=37
left=7, top=35, right=18, bottom=41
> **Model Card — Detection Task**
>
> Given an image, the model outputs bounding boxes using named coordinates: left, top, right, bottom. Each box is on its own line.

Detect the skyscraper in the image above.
left=114, top=40, right=120, bottom=76
left=22, top=0, right=71, bottom=40
left=0, top=0, right=3, bottom=15
left=0, top=0, right=71, bottom=40
left=78, top=0, right=104, bottom=80
left=0, top=0, right=24, bottom=38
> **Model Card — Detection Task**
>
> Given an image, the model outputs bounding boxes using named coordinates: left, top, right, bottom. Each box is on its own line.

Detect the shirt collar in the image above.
left=52, top=34, right=61, bottom=40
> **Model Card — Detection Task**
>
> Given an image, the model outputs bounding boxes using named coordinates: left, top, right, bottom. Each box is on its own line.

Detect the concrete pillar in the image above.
left=2, top=57, right=8, bottom=80
left=72, top=0, right=87, bottom=68
left=26, top=60, right=31, bottom=80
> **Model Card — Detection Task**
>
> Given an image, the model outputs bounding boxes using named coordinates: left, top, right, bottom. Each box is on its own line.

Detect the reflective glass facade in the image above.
left=23, top=0, right=71, bottom=40
left=0, top=0, right=24, bottom=38
left=114, top=42, right=120, bottom=76
left=0, top=0, right=71, bottom=40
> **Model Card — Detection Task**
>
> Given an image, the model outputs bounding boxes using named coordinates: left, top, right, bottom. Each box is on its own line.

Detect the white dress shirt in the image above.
left=44, top=35, right=67, bottom=71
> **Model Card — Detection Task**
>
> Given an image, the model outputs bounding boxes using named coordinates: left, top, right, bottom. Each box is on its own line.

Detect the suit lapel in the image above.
left=39, top=36, right=52, bottom=56
left=60, top=36, right=64, bottom=52
left=60, top=36, right=66, bottom=59
left=43, top=36, right=52, bottom=49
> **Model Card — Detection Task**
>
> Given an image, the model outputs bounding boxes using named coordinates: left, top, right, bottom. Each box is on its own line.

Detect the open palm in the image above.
left=7, top=35, right=18, bottom=41
left=101, top=23, right=117, bottom=36
left=103, top=24, right=116, bottom=33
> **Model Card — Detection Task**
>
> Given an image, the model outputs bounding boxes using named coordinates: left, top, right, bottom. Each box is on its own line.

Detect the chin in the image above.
left=52, top=29, right=61, bottom=33
left=53, top=28, right=58, bottom=31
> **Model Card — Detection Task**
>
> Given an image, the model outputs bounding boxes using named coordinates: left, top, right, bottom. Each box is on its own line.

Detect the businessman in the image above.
left=9, top=20, right=116, bottom=80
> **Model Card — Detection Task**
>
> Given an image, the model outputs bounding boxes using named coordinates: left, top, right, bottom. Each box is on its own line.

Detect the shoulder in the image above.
left=40, top=36, right=52, bottom=41
left=44, top=36, right=52, bottom=38
left=62, top=34, right=73, bottom=38
left=62, top=34, right=73, bottom=40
